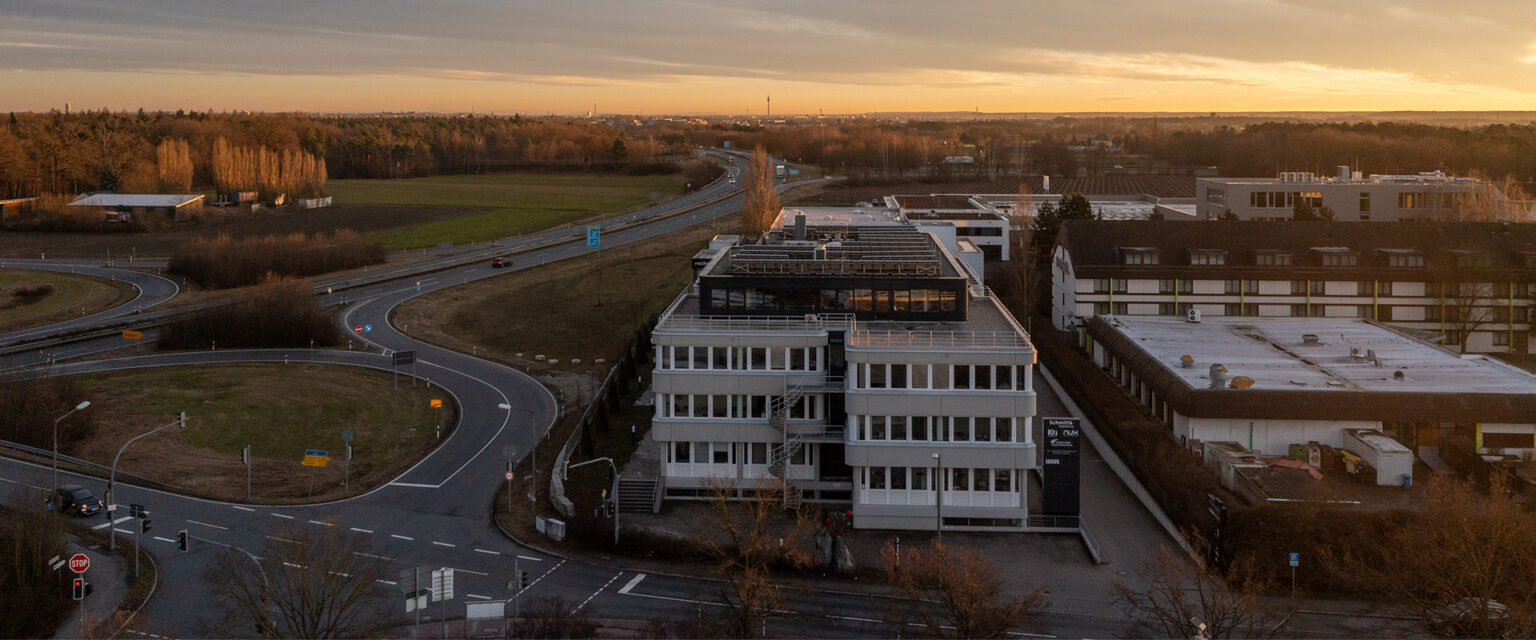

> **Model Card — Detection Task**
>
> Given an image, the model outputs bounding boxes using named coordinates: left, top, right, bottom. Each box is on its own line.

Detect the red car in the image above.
left=491, top=257, right=510, bottom=268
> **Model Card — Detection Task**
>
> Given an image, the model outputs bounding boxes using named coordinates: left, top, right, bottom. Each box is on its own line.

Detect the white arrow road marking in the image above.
left=270, top=513, right=294, bottom=520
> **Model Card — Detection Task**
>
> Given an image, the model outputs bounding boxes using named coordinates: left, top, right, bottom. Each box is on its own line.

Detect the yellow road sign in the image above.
left=430, top=399, right=443, bottom=408
left=302, top=456, right=329, bottom=467
left=122, top=330, right=143, bottom=340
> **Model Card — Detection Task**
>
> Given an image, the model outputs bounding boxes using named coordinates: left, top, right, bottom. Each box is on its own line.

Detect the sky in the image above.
left=3, top=0, right=1535, bottom=115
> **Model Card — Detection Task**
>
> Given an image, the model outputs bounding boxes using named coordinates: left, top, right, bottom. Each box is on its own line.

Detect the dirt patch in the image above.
left=62, top=363, right=456, bottom=504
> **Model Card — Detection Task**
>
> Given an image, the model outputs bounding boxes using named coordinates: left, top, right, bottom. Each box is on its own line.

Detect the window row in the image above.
left=659, top=394, right=821, bottom=420
left=1136, top=303, right=1533, bottom=323
left=856, top=363, right=1030, bottom=391
left=859, top=466, right=1019, bottom=493
left=1250, top=191, right=1321, bottom=209
left=851, top=415, right=1023, bottom=443
left=668, top=441, right=811, bottom=466
left=659, top=345, right=820, bottom=372
left=707, top=287, right=959, bottom=314
left=1089, top=280, right=1533, bottom=298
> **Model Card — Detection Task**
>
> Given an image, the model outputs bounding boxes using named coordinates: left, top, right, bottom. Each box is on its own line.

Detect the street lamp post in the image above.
left=109, top=411, right=187, bottom=551
left=932, top=451, right=942, bottom=541
left=52, top=401, right=92, bottom=496
left=568, top=457, right=620, bottom=544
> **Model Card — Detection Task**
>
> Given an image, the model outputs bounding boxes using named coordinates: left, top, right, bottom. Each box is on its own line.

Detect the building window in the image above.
left=1290, top=304, right=1308, bottom=317
left=1094, top=301, right=1128, bottom=315
left=1454, top=253, right=1493, bottom=269
left=1255, top=251, right=1292, bottom=266
left=1359, top=192, right=1371, bottom=213
left=1159, top=279, right=1192, bottom=294
left=1190, top=251, right=1226, bottom=266
left=953, top=366, right=972, bottom=390
left=1123, top=249, right=1160, bottom=265
left=1291, top=281, right=1307, bottom=295
left=1358, top=305, right=1374, bottom=319
left=1225, top=280, right=1257, bottom=295
left=1321, top=253, right=1358, bottom=267
left=1493, top=332, right=1510, bottom=347
left=1388, top=254, right=1425, bottom=268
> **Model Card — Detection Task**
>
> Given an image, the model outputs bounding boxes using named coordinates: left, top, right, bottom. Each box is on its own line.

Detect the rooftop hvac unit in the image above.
left=1186, top=309, right=1202, bottom=323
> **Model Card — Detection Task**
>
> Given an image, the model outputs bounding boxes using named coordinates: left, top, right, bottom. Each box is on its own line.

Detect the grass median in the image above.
left=0, top=268, right=137, bottom=333
left=60, top=363, right=456, bottom=504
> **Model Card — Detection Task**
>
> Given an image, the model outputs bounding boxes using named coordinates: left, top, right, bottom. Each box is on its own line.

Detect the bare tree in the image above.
left=698, top=478, right=813, bottom=637
left=1451, top=171, right=1533, bottom=222
left=1342, top=477, right=1536, bottom=639
left=1433, top=258, right=1499, bottom=354
left=741, top=147, right=780, bottom=237
left=204, top=520, right=391, bottom=639
left=882, top=539, right=1045, bottom=638
left=1114, top=541, right=1288, bottom=639
left=510, top=597, right=598, bottom=639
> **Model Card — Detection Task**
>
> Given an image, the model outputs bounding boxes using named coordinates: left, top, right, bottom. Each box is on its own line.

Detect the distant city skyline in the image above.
left=3, top=0, right=1534, bottom=114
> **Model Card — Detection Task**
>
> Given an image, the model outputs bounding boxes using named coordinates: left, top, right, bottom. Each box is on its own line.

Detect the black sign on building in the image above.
left=1041, top=417, right=1082, bottom=518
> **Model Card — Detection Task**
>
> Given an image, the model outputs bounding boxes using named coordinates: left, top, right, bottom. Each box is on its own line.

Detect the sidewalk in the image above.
left=52, top=536, right=134, bottom=639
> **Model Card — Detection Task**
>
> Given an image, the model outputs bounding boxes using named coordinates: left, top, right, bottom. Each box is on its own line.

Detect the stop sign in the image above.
left=68, top=553, right=89, bottom=573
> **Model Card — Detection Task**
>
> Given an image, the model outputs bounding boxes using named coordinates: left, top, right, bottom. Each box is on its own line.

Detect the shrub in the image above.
left=158, top=278, right=342, bottom=350
left=0, top=375, right=93, bottom=450
left=0, top=507, right=71, bottom=638
left=169, top=230, right=385, bottom=289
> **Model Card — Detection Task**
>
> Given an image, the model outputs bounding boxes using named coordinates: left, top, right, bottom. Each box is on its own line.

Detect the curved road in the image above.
left=0, top=260, right=179, bottom=346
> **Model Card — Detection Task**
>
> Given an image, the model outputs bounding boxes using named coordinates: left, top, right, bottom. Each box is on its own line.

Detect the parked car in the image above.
left=53, top=484, right=102, bottom=517
left=491, top=257, right=510, bottom=268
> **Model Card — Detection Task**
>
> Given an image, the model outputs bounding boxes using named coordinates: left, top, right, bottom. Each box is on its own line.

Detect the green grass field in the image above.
left=0, top=268, right=137, bottom=333
left=326, top=173, right=686, bottom=249
left=69, top=364, right=456, bottom=501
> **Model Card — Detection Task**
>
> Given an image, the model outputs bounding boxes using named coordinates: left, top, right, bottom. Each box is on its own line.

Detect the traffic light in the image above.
left=72, top=578, right=84, bottom=601
left=516, top=570, right=529, bottom=590
left=177, top=530, right=188, bottom=552
left=140, top=515, right=151, bottom=534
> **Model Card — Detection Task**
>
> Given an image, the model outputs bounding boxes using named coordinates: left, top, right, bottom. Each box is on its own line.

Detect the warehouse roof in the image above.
left=69, top=194, right=204, bottom=208
left=1087, top=316, right=1536, bottom=422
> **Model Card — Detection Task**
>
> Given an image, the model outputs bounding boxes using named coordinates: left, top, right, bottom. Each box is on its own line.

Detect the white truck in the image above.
left=774, top=164, right=787, bottom=179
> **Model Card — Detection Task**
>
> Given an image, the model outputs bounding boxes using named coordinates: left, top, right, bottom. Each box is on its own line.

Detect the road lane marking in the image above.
left=618, top=573, right=646, bottom=594
left=431, top=541, right=455, bottom=548
left=376, top=579, right=398, bottom=586
left=153, top=536, right=175, bottom=543
left=389, top=482, right=441, bottom=488
left=114, top=528, right=134, bottom=535
left=93, top=516, right=134, bottom=530
left=466, top=594, right=490, bottom=600
left=353, top=551, right=393, bottom=560
left=391, top=534, right=414, bottom=541
left=282, top=562, right=303, bottom=569
left=474, top=548, right=500, bottom=555
left=0, top=477, right=45, bottom=490
left=449, top=567, right=488, bottom=576
left=328, top=571, right=351, bottom=578
left=522, top=559, right=565, bottom=591
left=271, top=513, right=294, bottom=519
left=350, top=527, right=374, bottom=534
left=516, top=555, right=543, bottom=562
left=308, top=520, right=333, bottom=527
left=232, top=506, right=255, bottom=512
left=265, top=536, right=303, bottom=544
left=186, top=520, right=227, bottom=530
left=573, top=572, right=625, bottom=612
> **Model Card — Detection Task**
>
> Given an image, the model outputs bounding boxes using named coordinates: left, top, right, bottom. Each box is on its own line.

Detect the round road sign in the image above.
left=504, top=471, right=515, bottom=482
left=364, top=324, right=373, bottom=333
left=68, top=553, right=90, bottom=573
left=354, top=325, right=363, bottom=333
left=342, top=428, right=354, bottom=443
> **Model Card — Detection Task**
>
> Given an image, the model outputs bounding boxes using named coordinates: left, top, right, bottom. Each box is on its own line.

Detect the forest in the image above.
left=2, top=110, right=1533, bottom=201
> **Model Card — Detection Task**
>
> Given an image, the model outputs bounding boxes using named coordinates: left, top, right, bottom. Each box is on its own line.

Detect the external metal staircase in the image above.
left=767, top=383, right=806, bottom=508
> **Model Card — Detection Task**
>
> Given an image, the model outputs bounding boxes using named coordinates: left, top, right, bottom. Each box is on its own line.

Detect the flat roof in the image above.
left=69, top=194, right=204, bottom=208
left=891, top=195, right=983, bottom=211
left=775, top=207, right=906, bottom=228
left=1103, top=316, right=1536, bottom=395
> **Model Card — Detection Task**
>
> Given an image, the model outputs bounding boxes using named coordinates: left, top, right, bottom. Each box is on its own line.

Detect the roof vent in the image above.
left=1393, top=370, right=1406, bottom=381
left=1180, top=355, right=1195, bottom=368
left=1230, top=376, right=1255, bottom=389
left=1209, top=364, right=1227, bottom=389
left=1301, top=334, right=1319, bottom=345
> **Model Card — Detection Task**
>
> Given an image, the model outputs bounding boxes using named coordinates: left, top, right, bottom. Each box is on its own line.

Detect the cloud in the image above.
left=1522, top=42, right=1536, bottom=64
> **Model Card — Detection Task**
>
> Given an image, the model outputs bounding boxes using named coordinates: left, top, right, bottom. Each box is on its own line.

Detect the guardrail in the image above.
left=848, top=329, right=1031, bottom=348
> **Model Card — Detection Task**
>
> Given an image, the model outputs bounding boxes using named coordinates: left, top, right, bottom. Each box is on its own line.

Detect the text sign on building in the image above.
left=587, top=226, right=600, bottom=248
left=1041, top=417, right=1081, bottom=518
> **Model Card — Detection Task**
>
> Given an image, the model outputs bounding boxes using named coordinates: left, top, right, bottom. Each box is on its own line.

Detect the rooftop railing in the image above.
left=848, top=329, right=1032, bottom=349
